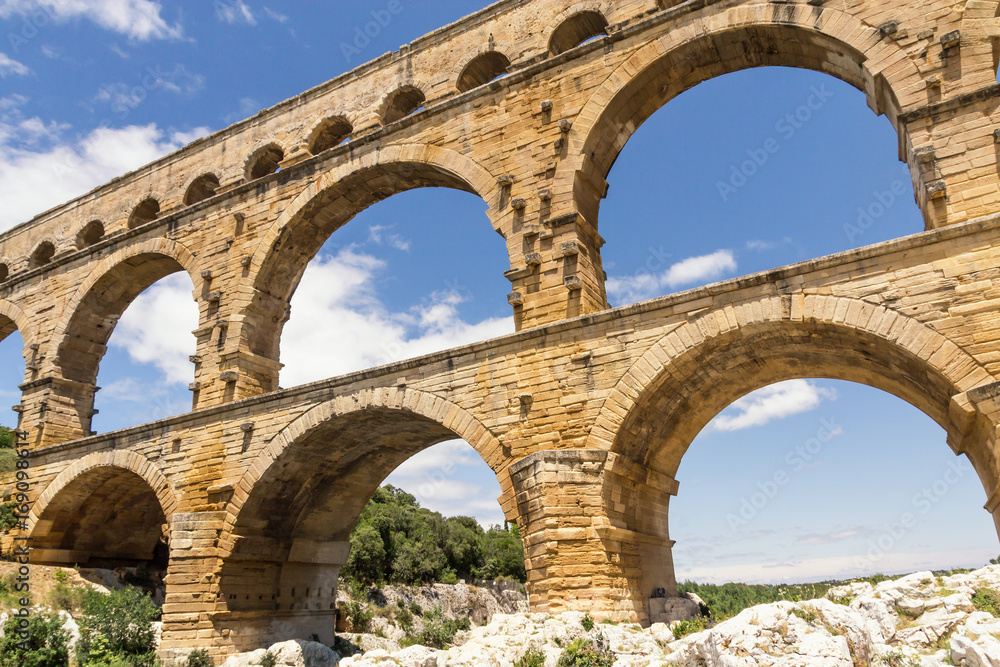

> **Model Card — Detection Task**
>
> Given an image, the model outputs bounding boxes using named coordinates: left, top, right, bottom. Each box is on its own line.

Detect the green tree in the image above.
left=479, top=524, right=526, bottom=581
left=77, top=586, right=159, bottom=666
left=0, top=612, right=70, bottom=667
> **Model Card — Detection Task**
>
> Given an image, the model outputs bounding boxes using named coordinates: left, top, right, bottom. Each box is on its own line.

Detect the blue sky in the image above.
left=0, top=0, right=995, bottom=584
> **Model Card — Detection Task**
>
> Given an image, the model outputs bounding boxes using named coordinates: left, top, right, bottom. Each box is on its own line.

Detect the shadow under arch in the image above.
left=233, top=145, right=502, bottom=378
left=581, top=294, right=996, bottom=613
left=569, top=4, right=926, bottom=226
left=210, top=387, right=507, bottom=651
left=28, top=450, right=176, bottom=567
left=51, top=238, right=202, bottom=435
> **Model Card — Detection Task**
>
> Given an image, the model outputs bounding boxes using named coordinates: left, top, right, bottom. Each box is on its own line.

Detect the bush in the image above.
left=259, top=652, right=276, bottom=667
left=581, top=613, right=594, bottom=631
left=343, top=599, right=372, bottom=633
left=405, top=606, right=470, bottom=649
left=77, top=586, right=160, bottom=666
left=0, top=502, right=19, bottom=534
left=0, top=612, right=70, bottom=667
left=972, top=587, right=1000, bottom=616
left=556, top=637, right=615, bottom=667
left=514, top=648, right=546, bottom=667
left=185, top=649, right=213, bottom=667
left=49, top=581, right=87, bottom=613
left=672, top=616, right=710, bottom=639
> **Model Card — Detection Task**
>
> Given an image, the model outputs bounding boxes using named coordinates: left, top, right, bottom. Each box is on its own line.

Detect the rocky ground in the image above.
left=223, top=565, right=1000, bottom=667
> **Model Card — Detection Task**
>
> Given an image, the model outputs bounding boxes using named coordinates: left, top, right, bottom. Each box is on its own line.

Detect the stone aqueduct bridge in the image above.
left=2, top=0, right=1000, bottom=659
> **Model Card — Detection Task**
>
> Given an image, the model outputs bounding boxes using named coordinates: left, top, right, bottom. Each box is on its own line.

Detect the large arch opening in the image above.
left=29, top=462, right=171, bottom=602
left=598, top=66, right=921, bottom=308
left=591, top=305, right=997, bottom=619
left=671, top=379, right=997, bottom=590
left=216, top=392, right=514, bottom=650
left=574, top=17, right=930, bottom=304
left=242, top=156, right=511, bottom=390
left=56, top=249, right=199, bottom=434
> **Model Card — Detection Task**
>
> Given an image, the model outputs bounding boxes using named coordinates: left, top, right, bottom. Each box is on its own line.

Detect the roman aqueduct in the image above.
left=3, top=0, right=1000, bottom=660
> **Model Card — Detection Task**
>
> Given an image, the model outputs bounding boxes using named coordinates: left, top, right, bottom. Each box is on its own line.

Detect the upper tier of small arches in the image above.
left=0, top=5, right=622, bottom=284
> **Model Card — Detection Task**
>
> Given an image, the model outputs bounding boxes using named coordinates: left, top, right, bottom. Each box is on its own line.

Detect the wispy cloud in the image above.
left=262, top=6, right=287, bottom=22
left=0, top=52, right=30, bottom=77
left=0, top=0, right=183, bottom=41
left=368, top=224, right=411, bottom=251
left=606, top=249, right=737, bottom=304
left=215, top=0, right=256, bottom=25
left=711, top=380, right=837, bottom=431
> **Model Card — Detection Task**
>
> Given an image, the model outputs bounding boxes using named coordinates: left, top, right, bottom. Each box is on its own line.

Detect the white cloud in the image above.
left=262, top=6, right=287, bottom=22
left=0, top=120, right=211, bottom=230
left=278, top=248, right=514, bottom=387
left=215, top=0, right=255, bottom=25
left=385, top=440, right=506, bottom=527
left=111, top=273, right=198, bottom=385
left=0, top=52, right=29, bottom=77
left=0, top=0, right=183, bottom=41
left=606, top=250, right=737, bottom=304
left=368, top=224, right=411, bottom=251
left=711, top=380, right=837, bottom=432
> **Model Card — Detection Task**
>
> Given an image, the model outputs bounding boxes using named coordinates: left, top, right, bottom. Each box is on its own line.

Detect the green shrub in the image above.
left=972, top=587, right=1000, bottom=616
left=49, top=581, right=87, bottom=613
left=514, top=648, right=546, bottom=667
left=77, top=586, right=160, bottom=667
left=183, top=649, right=213, bottom=667
left=394, top=603, right=414, bottom=632
left=405, top=606, right=470, bottom=649
left=259, top=651, right=277, bottom=667
left=344, top=599, right=372, bottom=633
left=0, top=612, right=70, bottom=667
left=671, top=616, right=710, bottom=639
left=409, top=600, right=423, bottom=616
left=0, top=502, right=19, bottom=534
left=556, top=637, right=614, bottom=667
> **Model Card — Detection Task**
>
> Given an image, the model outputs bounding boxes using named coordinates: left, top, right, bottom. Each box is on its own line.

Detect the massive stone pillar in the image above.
left=507, top=449, right=678, bottom=625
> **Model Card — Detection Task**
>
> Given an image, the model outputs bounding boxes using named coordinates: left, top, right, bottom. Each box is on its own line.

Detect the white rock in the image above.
left=221, top=640, right=340, bottom=667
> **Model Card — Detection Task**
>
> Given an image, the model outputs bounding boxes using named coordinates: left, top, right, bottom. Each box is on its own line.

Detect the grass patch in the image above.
left=973, top=588, right=1000, bottom=616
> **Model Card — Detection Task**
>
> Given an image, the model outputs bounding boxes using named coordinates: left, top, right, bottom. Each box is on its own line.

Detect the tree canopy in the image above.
left=342, top=485, right=526, bottom=585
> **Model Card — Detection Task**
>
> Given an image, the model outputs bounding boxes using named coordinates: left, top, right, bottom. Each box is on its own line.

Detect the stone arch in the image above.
left=575, top=294, right=995, bottom=611
left=569, top=2, right=926, bottom=225
left=183, top=172, right=221, bottom=206
left=379, top=85, right=426, bottom=125
left=548, top=5, right=609, bottom=56
left=244, top=142, right=286, bottom=181
left=587, top=295, right=993, bottom=475
left=231, top=144, right=501, bottom=368
left=50, top=239, right=200, bottom=430
left=306, top=115, right=354, bottom=155
left=214, top=387, right=504, bottom=648
left=28, top=450, right=176, bottom=565
left=455, top=46, right=514, bottom=92
left=225, top=386, right=504, bottom=536
left=127, top=194, right=163, bottom=229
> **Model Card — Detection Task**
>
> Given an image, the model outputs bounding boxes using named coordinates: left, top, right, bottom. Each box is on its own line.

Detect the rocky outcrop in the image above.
left=343, top=582, right=528, bottom=629
left=319, top=566, right=1000, bottom=666
left=220, top=640, right=341, bottom=667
